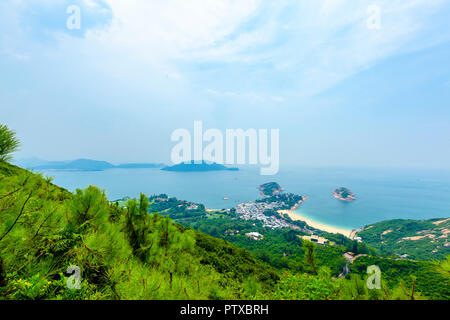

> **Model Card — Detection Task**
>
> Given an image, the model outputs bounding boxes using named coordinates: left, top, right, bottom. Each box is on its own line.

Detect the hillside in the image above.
left=1, top=159, right=448, bottom=300
left=139, top=194, right=374, bottom=277
left=356, top=219, right=450, bottom=260
left=350, top=256, right=449, bottom=300
left=259, top=182, right=283, bottom=197
left=138, top=193, right=450, bottom=299
left=0, top=162, right=276, bottom=299
left=144, top=193, right=350, bottom=276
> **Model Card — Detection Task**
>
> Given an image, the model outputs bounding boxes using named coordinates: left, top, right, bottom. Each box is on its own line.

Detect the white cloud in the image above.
left=90, top=0, right=263, bottom=62
left=269, top=0, right=450, bottom=96
left=2, top=0, right=450, bottom=165
left=82, top=0, right=448, bottom=96
left=2, top=0, right=450, bottom=98
left=206, top=88, right=286, bottom=104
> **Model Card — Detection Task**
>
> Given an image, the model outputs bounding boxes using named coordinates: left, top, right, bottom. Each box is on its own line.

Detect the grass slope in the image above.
left=0, top=162, right=277, bottom=300
left=357, top=219, right=450, bottom=260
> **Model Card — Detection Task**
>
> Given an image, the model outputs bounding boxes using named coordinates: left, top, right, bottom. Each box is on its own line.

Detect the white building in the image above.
left=245, top=232, right=264, bottom=241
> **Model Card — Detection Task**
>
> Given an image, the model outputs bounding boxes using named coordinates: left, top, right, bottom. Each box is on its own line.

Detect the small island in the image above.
left=258, top=182, right=284, bottom=197
left=333, top=187, right=356, bottom=202
left=161, top=161, right=239, bottom=172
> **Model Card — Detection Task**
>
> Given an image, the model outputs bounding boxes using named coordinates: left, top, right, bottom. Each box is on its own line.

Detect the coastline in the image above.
left=279, top=209, right=353, bottom=238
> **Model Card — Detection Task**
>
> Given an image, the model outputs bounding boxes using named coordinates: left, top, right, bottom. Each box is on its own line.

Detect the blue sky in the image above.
left=1, top=0, right=450, bottom=168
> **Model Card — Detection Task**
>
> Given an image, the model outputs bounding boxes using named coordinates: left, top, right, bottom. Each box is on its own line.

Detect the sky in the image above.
left=1, top=0, right=450, bottom=169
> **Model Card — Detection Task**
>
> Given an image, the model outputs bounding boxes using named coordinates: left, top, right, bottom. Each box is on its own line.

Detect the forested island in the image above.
left=333, top=187, right=356, bottom=201
left=161, top=161, right=239, bottom=172
left=259, top=182, right=284, bottom=197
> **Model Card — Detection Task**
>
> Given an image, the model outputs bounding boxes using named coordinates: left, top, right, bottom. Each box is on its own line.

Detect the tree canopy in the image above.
left=0, top=125, right=20, bottom=162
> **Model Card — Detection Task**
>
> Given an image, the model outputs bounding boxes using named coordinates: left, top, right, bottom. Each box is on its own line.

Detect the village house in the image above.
left=245, top=232, right=264, bottom=241
left=302, top=235, right=329, bottom=245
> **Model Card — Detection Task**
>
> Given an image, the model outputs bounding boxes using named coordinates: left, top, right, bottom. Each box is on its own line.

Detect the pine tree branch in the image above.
left=0, top=191, right=33, bottom=242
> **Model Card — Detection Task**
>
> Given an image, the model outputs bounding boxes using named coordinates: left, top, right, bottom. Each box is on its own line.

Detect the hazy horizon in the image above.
left=13, top=156, right=450, bottom=172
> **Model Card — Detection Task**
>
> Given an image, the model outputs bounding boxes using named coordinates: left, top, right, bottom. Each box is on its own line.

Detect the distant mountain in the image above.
left=24, top=159, right=163, bottom=172
left=115, top=163, right=164, bottom=169
left=14, top=157, right=49, bottom=169
left=34, top=159, right=115, bottom=171
left=161, top=161, right=239, bottom=172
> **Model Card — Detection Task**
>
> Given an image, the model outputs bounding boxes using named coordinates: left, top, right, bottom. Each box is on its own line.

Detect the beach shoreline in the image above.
left=279, top=209, right=354, bottom=238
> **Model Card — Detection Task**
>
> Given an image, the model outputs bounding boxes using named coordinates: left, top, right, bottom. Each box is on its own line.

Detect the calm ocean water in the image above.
left=38, top=166, right=450, bottom=230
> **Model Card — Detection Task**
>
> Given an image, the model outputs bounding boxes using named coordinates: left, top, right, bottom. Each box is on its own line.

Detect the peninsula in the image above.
left=258, top=182, right=283, bottom=197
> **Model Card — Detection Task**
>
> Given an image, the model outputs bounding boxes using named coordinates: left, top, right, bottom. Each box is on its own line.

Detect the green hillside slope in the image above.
left=0, top=158, right=448, bottom=300
left=350, top=256, right=450, bottom=300
left=0, top=162, right=277, bottom=299
left=357, top=219, right=450, bottom=260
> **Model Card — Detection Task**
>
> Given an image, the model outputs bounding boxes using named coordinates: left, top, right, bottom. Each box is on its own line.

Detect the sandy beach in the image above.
left=278, top=210, right=353, bottom=238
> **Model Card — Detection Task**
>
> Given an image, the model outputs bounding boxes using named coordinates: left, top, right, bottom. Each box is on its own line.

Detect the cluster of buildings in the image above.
left=235, top=200, right=338, bottom=246
left=236, top=201, right=291, bottom=229
left=174, top=201, right=200, bottom=211
left=186, top=204, right=199, bottom=210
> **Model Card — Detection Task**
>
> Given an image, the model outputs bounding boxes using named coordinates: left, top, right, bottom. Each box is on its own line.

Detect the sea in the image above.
left=36, top=166, right=450, bottom=230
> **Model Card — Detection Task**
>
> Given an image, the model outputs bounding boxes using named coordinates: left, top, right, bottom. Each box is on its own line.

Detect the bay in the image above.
left=38, top=166, right=450, bottom=230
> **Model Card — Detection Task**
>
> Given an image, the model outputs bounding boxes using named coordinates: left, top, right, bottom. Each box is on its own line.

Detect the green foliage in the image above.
left=0, top=124, right=20, bottom=162
left=349, top=255, right=449, bottom=300
left=0, top=161, right=447, bottom=300
left=258, top=182, right=282, bottom=197
left=357, top=219, right=450, bottom=260
left=260, top=268, right=430, bottom=301
left=68, top=186, right=110, bottom=229
left=0, top=162, right=279, bottom=300
left=146, top=195, right=349, bottom=277
left=303, top=240, right=318, bottom=275
left=259, top=269, right=340, bottom=300
left=193, top=231, right=279, bottom=287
